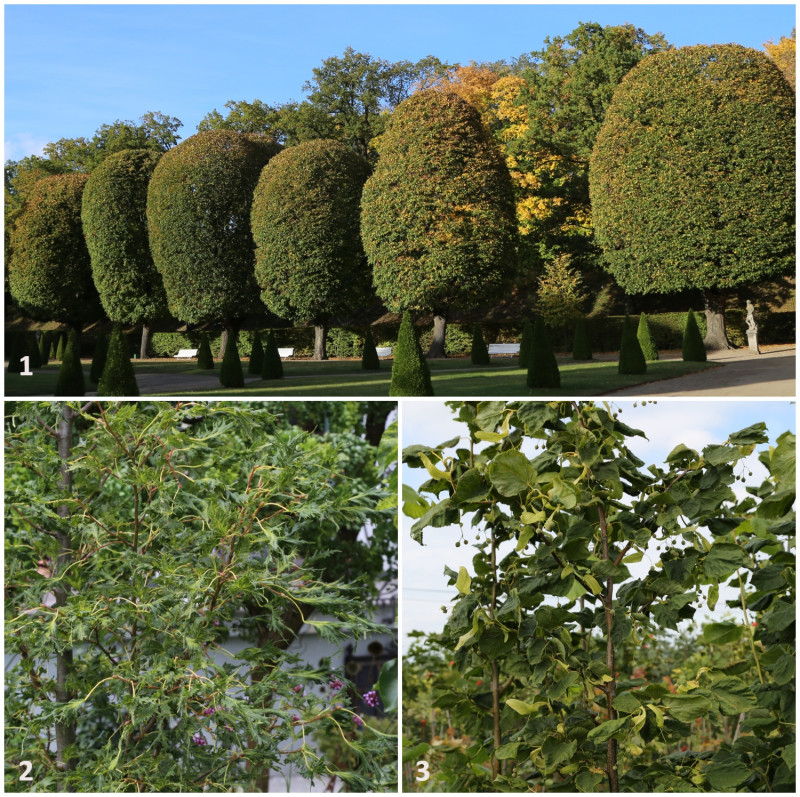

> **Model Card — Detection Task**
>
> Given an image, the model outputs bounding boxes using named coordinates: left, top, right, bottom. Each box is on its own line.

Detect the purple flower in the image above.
left=363, top=690, right=380, bottom=708
left=203, top=707, right=215, bottom=716
left=329, top=676, right=344, bottom=692
left=192, top=733, right=208, bottom=746
left=224, top=724, right=234, bottom=732
left=213, top=619, right=220, bottom=626
left=352, top=715, right=363, bottom=727
left=292, top=714, right=300, bottom=723
left=292, top=684, right=303, bottom=694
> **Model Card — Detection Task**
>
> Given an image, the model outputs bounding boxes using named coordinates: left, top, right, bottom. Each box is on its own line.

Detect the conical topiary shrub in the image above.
left=196, top=333, right=214, bottom=369
left=682, top=309, right=707, bottom=362
left=98, top=324, right=139, bottom=396
left=55, top=332, right=66, bottom=361
left=26, top=332, right=43, bottom=369
left=261, top=330, right=284, bottom=379
left=248, top=333, right=264, bottom=375
left=361, top=328, right=380, bottom=371
left=89, top=333, right=109, bottom=384
left=618, top=314, right=647, bottom=374
left=55, top=329, right=86, bottom=396
left=38, top=331, right=50, bottom=367
left=637, top=312, right=659, bottom=361
left=527, top=316, right=561, bottom=389
left=518, top=318, right=534, bottom=368
left=572, top=315, right=592, bottom=360
left=219, top=332, right=245, bottom=388
left=390, top=312, right=434, bottom=396
left=470, top=323, right=490, bottom=365
left=6, top=332, right=24, bottom=373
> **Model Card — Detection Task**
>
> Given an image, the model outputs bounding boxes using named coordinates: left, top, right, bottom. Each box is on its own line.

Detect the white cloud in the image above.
left=4, top=133, right=50, bottom=162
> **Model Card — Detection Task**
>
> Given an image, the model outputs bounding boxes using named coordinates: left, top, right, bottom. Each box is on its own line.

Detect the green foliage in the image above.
left=471, top=324, right=491, bottom=366
left=55, top=332, right=66, bottom=361
left=535, top=253, right=587, bottom=328
left=4, top=402, right=396, bottom=792
left=591, top=45, right=796, bottom=295
left=25, top=333, right=42, bottom=369
left=390, top=313, right=434, bottom=397
left=573, top=315, right=592, bottom=360
left=618, top=314, right=647, bottom=374
left=219, top=333, right=245, bottom=388
left=82, top=149, right=167, bottom=325
left=196, top=333, right=215, bottom=369
left=683, top=309, right=708, bottom=362
left=362, top=328, right=380, bottom=371
left=527, top=316, right=560, bottom=388
left=261, top=330, right=284, bottom=379
left=248, top=333, right=263, bottom=375
left=518, top=319, right=534, bottom=368
left=252, top=139, right=372, bottom=328
left=403, top=401, right=795, bottom=792
left=89, top=333, right=108, bottom=384
left=8, top=174, right=102, bottom=325
left=147, top=130, right=281, bottom=326
left=636, top=312, right=659, bottom=361
left=362, top=89, right=517, bottom=318
left=97, top=324, right=139, bottom=396
left=54, top=329, right=85, bottom=396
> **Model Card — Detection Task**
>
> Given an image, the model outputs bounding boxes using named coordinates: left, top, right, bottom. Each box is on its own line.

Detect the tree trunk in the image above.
left=427, top=312, right=447, bottom=358
left=702, top=290, right=732, bottom=351
left=55, top=404, right=77, bottom=791
left=219, top=328, right=229, bottom=360
left=313, top=323, right=328, bottom=361
left=139, top=322, right=152, bottom=360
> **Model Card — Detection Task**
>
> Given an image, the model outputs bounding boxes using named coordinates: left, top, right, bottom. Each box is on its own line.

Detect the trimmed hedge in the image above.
left=98, top=324, right=139, bottom=396
left=262, top=330, right=284, bottom=380
left=390, top=312, right=434, bottom=396
left=361, top=328, right=380, bottom=371
left=682, top=309, right=707, bottom=362
left=219, top=334, right=245, bottom=388
left=637, top=312, right=659, bottom=361
left=470, top=323, right=491, bottom=365
left=89, top=333, right=109, bottom=384
left=527, top=316, right=560, bottom=389
left=55, top=329, right=86, bottom=396
left=618, top=314, right=647, bottom=374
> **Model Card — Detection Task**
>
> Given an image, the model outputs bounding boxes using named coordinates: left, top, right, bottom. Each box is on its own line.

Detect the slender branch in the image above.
left=489, top=525, right=501, bottom=780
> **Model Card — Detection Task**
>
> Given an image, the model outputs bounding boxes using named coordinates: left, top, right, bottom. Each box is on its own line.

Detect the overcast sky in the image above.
left=400, top=399, right=796, bottom=651
left=5, top=2, right=796, bottom=161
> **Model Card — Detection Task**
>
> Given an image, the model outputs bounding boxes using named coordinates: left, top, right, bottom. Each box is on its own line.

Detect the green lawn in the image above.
left=4, top=356, right=716, bottom=397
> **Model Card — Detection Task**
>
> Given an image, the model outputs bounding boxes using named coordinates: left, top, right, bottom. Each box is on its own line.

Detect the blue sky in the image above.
left=401, top=399, right=796, bottom=650
left=4, top=3, right=796, bottom=162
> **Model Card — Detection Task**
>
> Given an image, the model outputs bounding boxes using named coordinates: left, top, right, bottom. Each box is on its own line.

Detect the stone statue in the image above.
left=746, top=300, right=760, bottom=354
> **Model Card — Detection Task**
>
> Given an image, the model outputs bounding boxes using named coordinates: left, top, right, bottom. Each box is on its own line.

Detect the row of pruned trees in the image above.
left=6, top=36, right=795, bottom=360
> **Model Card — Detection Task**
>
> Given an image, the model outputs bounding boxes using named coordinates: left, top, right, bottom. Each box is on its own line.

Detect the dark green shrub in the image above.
left=26, top=332, right=43, bottom=369
left=527, top=316, right=560, bottom=389
left=196, top=334, right=214, bottom=370
left=618, top=314, right=647, bottom=374
left=98, top=324, right=139, bottom=396
left=6, top=333, right=24, bottom=373
left=518, top=319, right=534, bottom=368
left=682, top=309, right=707, bottom=362
left=55, top=332, right=66, bottom=361
left=637, top=312, right=659, bottom=360
left=572, top=315, right=592, bottom=360
left=89, top=334, right=109, bottom=384
left=38, top=331, right=50, bottom=367
left=362, top=328, right=380, bottom=371
left=219, top=333, right=245, bottom=388
left=261, top=330, right=284, bottom=379
left=55, top=329, right=86, bottom=396
left=248, top=333, right=264, bottom=375
left=471, top=323, right=491, bottom=365
left=390, top=312, right=434, bottom=396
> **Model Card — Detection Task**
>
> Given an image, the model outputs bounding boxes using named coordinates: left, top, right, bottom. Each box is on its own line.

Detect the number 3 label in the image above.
left=20, top=760, right=33, bottom=781
left=415, top=760, right=430, bottom=781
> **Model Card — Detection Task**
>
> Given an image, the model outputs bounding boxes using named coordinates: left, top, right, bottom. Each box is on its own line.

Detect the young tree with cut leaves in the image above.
left=5, top=401, right=397, bottom=792
left=403, top=401, right=794, bottom=792
left=591, top=45, right=795, bottom=350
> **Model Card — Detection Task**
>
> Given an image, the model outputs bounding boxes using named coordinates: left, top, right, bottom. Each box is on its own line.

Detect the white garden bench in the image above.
left=488, top=343, right=520, bottom=356
left=174, top=348, right=199, bottom=359
left=375, top=346, right=393, bottom=358
left=278, top=347, right=294, bottom=358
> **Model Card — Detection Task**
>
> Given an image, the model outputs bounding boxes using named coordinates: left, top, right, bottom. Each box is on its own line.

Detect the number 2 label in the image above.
left=20, top=760, right=33, bottom=781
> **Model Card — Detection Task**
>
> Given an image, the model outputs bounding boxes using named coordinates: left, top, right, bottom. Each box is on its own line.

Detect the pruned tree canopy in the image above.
left=8, top=173, right=102, bottom=325
left=146, top=130, right=281, bottom=328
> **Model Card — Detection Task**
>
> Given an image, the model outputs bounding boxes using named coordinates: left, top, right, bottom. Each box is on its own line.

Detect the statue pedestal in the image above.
left=747, top=330, right=761, bottom=355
